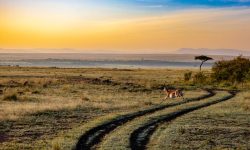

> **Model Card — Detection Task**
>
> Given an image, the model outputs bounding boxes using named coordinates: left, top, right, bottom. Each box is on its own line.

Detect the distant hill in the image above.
left=175, top=48, right=250, bottom=56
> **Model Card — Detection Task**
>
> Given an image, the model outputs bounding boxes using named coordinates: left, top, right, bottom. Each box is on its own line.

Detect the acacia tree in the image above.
left=195, top=55, right=213, bottom=71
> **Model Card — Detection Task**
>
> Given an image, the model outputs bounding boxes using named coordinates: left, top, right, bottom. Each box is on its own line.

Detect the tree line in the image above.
left=184, top=55, right=250, bottom=88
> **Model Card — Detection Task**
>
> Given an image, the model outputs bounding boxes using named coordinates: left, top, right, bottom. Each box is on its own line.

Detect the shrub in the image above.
left=32, top=89, right=41, bottom=94
left=178, top=127, right=186, bottom=134
left=3, top=92, right=18, bottom=101
left=246, top=70, right=250, bottom=81
left=82, top=96, right=90, bottom=101
left=52, top=142, right=61, bottom=150
left=212, top=56, right=250, bottom=84
left=193, top=72, right=207, bottom=84
left=23, top=80, right=29, bottom=86
left=219, top=82, right=232, bottom=88
left=184, top=72, right=192, bottom=81
left=144, top=101, right=153, bottom=106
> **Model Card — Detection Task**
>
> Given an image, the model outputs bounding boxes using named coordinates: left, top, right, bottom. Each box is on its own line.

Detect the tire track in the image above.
left=75, top=90, right=215, bottom=150
left=129, top=91, right=237, bottom=150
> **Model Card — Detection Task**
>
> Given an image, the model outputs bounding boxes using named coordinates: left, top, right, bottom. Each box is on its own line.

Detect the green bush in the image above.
left=184, top=72, right=192, bottom=81
left=212, top=56, right=250, bottom=84
left=193, top=72, right=207, bottom=84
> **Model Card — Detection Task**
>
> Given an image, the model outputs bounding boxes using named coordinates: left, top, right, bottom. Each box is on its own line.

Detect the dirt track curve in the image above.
left=75, top=90, right=215, bottom=150
left=129, top=91, right=237, bottom=150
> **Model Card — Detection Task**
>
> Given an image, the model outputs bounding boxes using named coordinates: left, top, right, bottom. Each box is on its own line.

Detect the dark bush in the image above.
left=184, top=72, right=192, bottom=81
left=211, top=56, right=250, bottom=84
left=245, top=70, right=250, bottom=81
left=193, top=72, right=207, bottom=84
left=3, top=92, right=18, bottom=101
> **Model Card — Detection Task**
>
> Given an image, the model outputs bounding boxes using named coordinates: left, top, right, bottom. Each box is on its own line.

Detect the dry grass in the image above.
left=0, top=67, right=206, bottom=121
left=48, top=90, right=208, bottom=150
left=2, top=91, right=18, bottom=101
left=97, top=91, right=229, bottom=150
left=0, top=67, right=173, bottom=149
left=149, top=91, right=250, bottom=149
left=0, top=66, right=249, bottom=149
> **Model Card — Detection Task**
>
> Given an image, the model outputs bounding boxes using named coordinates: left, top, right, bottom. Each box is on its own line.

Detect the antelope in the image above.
left=163, top=87, right=184, bottom=99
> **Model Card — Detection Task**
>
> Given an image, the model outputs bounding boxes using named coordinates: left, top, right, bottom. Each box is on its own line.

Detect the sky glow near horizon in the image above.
left=0, top=0, right=250, bottom=53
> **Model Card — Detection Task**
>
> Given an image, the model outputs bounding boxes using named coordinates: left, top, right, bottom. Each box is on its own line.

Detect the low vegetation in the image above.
left=183, top=56, right=250, bottom=89
left=0, top=63, right=249, bottom=149
left=212, top=56, right=250, bottom=85
left=184, top=72, right=192, bottom=82
left=3, top=91, right=18, bottom=101
left=0, top=66, right=194, bottom=149
left=149, top=91, right=250, bottom=149
left=97, top=91, right=229, bottom=150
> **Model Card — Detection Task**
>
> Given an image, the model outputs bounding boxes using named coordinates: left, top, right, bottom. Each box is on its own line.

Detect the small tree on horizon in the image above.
left=195, top=55, right=213, bottom=71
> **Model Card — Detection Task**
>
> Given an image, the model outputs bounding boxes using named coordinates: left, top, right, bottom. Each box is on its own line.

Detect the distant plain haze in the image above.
left=0, top=0, right=250, bottom=53
left=1, top=53, right=249, bottom=68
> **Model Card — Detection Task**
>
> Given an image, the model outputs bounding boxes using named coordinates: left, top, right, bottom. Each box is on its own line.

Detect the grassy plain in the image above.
left=149, top=91, right=250, bottom=149
left=97, top=91, right=229, bottom=150
left=0, top=66, right=249, bottom=149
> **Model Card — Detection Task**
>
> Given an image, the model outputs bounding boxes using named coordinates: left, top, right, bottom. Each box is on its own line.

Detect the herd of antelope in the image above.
left=163, top=87, right=184, bottom=99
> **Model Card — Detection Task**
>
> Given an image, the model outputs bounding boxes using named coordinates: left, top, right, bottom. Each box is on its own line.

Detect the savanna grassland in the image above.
left=0, top=66, right=249, bottom=150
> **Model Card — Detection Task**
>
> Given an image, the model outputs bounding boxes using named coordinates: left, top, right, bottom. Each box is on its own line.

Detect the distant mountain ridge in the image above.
left=176, top=48, right=250, bottom=56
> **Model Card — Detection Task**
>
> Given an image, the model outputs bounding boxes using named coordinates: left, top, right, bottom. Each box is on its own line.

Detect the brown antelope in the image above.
left=163, top=87, right=184, bottom=99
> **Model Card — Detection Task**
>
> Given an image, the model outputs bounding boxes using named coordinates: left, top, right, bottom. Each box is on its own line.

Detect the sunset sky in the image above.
left=0, top=0, right=250, bottom=53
